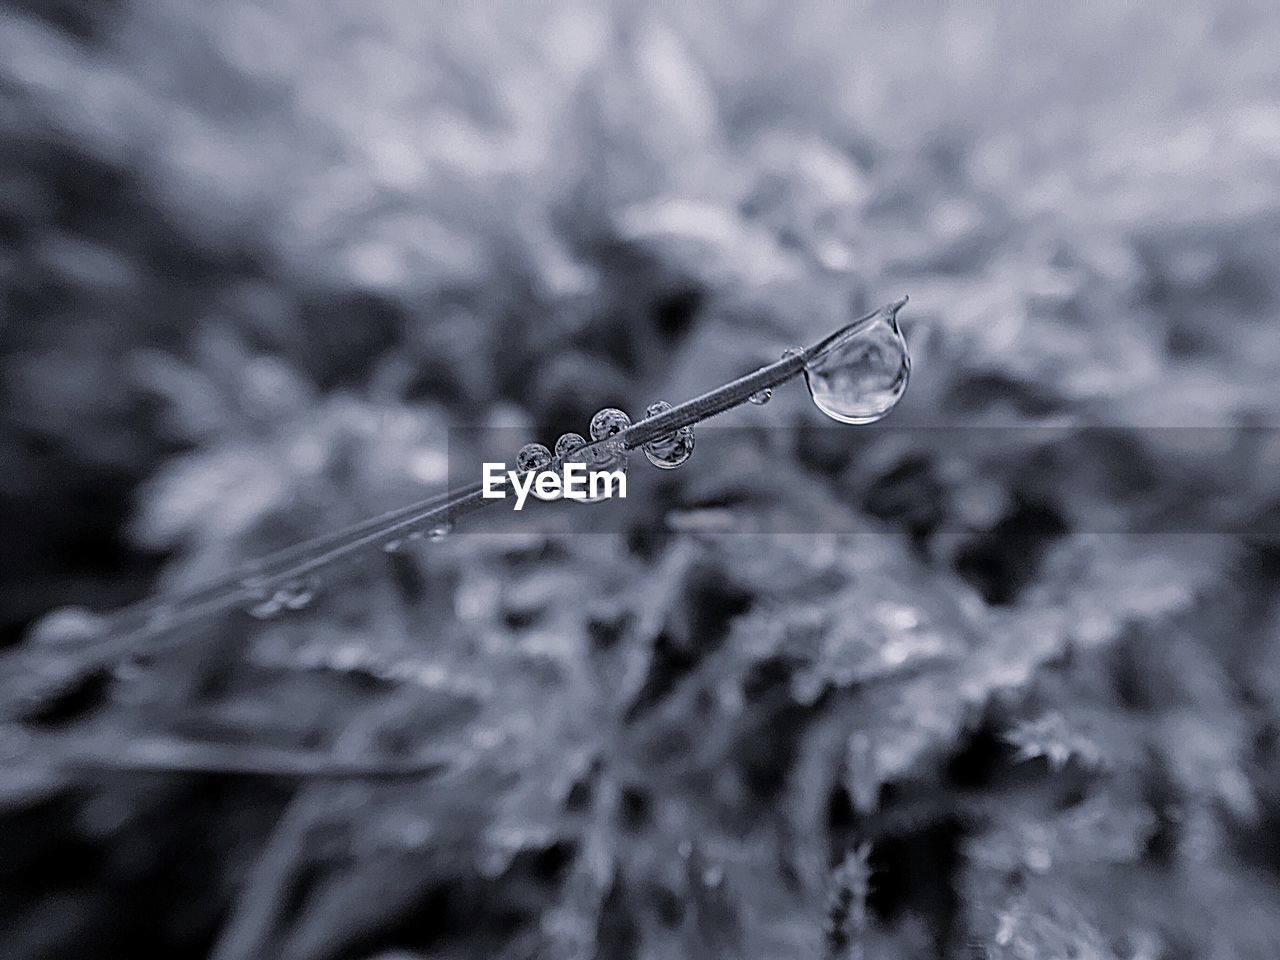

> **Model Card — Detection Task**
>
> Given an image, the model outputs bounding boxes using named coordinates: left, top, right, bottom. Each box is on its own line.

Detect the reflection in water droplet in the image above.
left=427, top=522, right=452, bottom=542
left=641, top=400, right=694, bottom=469
left=748, top=388, right=772, bottom=405
left=589, top=407, right=631, bottom=441
left=804, top=298, right=910, bottom=424
left=516, top=442, right=552, bottom=473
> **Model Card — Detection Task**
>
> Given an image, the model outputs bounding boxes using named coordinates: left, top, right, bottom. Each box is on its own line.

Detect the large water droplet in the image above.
left=641, top=400, right=694, bottom=469
left=804, top=297, right=910, bottom=424
left=748, top=388, right=772, bottom=405
left=589, top=407, right=631, bottom=441
left=516, top=442, right=552, bottom=473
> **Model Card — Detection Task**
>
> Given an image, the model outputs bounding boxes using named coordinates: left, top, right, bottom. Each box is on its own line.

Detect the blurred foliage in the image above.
left=2, top=0, right=1280, bottom=958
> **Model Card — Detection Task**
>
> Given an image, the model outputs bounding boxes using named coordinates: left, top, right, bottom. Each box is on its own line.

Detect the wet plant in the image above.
left=2, top=297, right=911, bottom=728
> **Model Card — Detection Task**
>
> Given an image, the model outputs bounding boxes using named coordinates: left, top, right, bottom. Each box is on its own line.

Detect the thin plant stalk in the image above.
left=2, top=298, right=907, bottom=718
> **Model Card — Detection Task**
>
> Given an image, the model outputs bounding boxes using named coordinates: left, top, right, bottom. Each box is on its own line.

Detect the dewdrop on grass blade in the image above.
left=641, top=400, right=694, bottom=469
left=516, top=442, right=553, bottom=473
left=589, top=408, right=631, bottom=438
left=587, top=407, right=631, bottom=477
left=802, top=296, right=910, bottom=424
left=554, top=429, right=613, bottom=503
left=554, top=432, right=587, bottom=459
left=748, top=388, right=772, bottom=405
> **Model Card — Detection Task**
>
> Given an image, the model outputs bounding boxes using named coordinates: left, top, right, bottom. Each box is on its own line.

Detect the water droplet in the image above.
left=248, top=597, right=284, bottom=620
left=640, top=400, right=694, bottom=469
left=781, top=347, right=803, bottom=361
left=276, top=576, right=318, bottom=610
left=427, top=522, right=452, bottom=541
left=29, top=607, right=103, bottom=646
left=516, top=442, right=552, bottom=473
left=241, top=576, right=277, bottom=619
left=804, top=297, right=910, bottom=424
left=245, top=575, right=319, bottom=618
left=382, top=538, right=403, bottom=553
left=748, top=388, right=772, bottom=405
left=554, top=432, right=586, bottom=460
left=589, top=407, right=631, bottom=441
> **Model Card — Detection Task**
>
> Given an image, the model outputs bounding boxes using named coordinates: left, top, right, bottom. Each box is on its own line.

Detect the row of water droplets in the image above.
left=512, top=297, right=911, bottom=488
left=514, top=400, right=697, bottom=503
left=238, top=301, right=910, bottom=620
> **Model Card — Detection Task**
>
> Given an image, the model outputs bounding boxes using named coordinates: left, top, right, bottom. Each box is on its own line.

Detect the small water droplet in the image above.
left=277, top=575, right=318, bottom=610
left=244, top=575, right=319, bottom=618
left=748, top=388, right=772, bottom=405
left=249, top=597, right=284, bottom=620
left=427, top=522, right=452, bottom=542
left=804, top=298, right=910, bottom=424
left=781, top=347, right=803, bottom=360
left=383, top=539, right=404, bottom=553
left=572, top=438, right=627, bottom=502
left=29, top=607, right=103, bottom=646
left=554, top=432, right=586, bottom=460
left=702, top=865, right=724, bottom=888
left=242, top=576, right=276, bottom=619
left=516, top=442, right=552, bottom=473
left=640, top=400, right=693, bottom=469
left=589, top=407, right=631, bottom=441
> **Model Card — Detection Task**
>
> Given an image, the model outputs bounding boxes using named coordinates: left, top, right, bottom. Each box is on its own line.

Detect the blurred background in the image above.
left=3, top=1, right=1280, bottom=958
